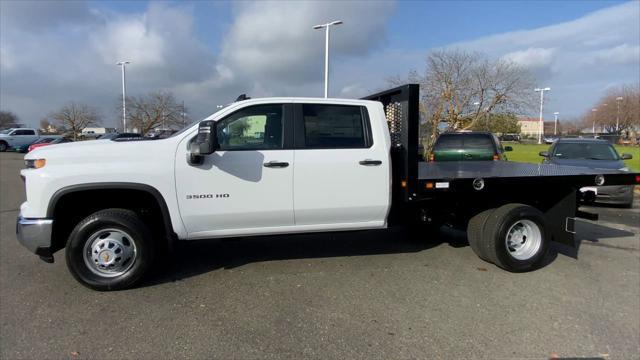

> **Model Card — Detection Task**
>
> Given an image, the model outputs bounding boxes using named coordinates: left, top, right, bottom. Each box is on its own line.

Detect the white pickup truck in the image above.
left=17, top=85, right=639, bottom=290
left=0, top=128, right=40, bottom=152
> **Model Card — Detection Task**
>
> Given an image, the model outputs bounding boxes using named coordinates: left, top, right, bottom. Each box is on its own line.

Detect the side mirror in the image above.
left=539, top=151, right=549, bottom=157
left=620, top=153, right=633, bottom=160
left=188, top=121, right=218, bottom=165
left=504, top=146, right=513, bottom=152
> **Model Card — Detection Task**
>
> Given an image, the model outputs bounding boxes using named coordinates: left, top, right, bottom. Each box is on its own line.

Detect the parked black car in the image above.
left=540, top=138, right=634, bottom=207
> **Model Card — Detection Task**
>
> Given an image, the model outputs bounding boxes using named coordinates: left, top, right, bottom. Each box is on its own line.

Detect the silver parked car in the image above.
left=540, top=138, right=634, bottom=207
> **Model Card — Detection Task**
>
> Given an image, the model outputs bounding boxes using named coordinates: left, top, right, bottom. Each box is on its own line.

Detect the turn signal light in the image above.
left=401, top=180, right=407, bottom=188
left=425, top=182, right=434, bottom=189
left=25, top=159, right=46, bottom=169
left=493, top=154, right=500, bottom=161
left=428, top=154, right=435, bottom=162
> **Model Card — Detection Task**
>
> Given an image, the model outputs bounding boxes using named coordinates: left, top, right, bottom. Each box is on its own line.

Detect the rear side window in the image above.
left=302, top=104, right=368, bottom=149
left=14, top=130, right=35, bottom=135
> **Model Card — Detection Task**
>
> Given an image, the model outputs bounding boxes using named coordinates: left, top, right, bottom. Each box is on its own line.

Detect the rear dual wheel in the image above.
left=467, top=204, right=549, bottom=272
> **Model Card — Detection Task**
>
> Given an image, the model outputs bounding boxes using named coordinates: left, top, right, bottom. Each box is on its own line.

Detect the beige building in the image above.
left=518, top=117, right=556, bottom=137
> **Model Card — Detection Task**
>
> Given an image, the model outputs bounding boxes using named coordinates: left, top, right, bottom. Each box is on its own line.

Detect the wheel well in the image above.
left=49, top=187, right=174, bottom=253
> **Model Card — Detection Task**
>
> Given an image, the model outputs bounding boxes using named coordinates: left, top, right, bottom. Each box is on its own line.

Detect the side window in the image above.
left=216, top=104, right=283, bottom=150
left=302, top=104, right=368, bottom=149
left=14, top=130, right=35, bottom=135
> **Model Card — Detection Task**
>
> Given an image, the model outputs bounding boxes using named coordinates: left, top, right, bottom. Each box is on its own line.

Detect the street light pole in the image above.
left=616, top=96, right=623, bottom=133
left=534, top=87, right=550, bottom=144
left=313, top=20, right=343, bottom=98
left=116, top=61, right=131, bottom=132
left=553, top=112, right=559, bottom=136
left=591, top=108, right=597, bottom=138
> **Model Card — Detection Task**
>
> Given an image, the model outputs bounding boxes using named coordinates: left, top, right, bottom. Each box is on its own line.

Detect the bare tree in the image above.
left=583, top=84, right=639, bottom=135
left=0, top=111, right=20, bottom=129
left=47, top=103, right=101, bottom=140
left=389, top=49, right=536, bottom=149
left=126, top=92, right=188, bottom=135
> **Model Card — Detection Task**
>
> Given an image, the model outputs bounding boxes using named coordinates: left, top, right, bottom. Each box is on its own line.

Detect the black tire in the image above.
left=482, top=203, right=549, bottom=272
left=0, top=141, right=7, bottom=152
left=466, top=208, right=495, bottom=262
left=65, top=209, right=156, bottom=291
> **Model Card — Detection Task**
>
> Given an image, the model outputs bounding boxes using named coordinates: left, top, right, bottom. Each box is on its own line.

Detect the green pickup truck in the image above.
left=429, top=132, right=512, bottom=161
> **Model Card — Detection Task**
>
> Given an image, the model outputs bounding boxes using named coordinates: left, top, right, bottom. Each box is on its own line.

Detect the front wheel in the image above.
left=65, top=209, right=156, bottom=290
left=0, top=141, right=7, bottom=152
left=482, top=204, right=550, bottom=272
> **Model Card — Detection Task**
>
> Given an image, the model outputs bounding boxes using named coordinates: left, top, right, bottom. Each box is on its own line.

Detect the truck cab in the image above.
left=175, top=98, right=391, bottom=238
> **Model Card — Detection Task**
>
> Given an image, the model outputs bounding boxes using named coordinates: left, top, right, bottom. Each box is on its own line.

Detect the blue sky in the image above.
left=1, top=0, right=638, bottom=128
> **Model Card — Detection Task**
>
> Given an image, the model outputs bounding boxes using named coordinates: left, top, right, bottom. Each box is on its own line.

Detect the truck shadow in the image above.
left=144, top=227, right=460, bottom=287
left=551, top=220, right=636, bottom=260
left=143, top=221, right=634, bottom=287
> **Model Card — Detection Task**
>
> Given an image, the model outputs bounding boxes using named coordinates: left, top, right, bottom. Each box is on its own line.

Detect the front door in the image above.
left=175, top=103, right=295, bottom=238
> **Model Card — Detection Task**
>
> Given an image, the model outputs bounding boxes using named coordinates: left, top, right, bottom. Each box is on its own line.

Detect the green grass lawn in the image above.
left=505, top=143, right=640, bottom=171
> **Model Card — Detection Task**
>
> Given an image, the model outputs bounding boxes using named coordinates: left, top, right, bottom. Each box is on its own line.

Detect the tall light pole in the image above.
left=591, top=108, right=597, bottom=138
left=553, top=112, right=559, bottom=136
left=534, top=87, right=551, bottom=144
left=616, top=96, right=623, bottom=133
left=313, top=20, right=343, bottom=98
left=116, top=61, right=131, bottom=132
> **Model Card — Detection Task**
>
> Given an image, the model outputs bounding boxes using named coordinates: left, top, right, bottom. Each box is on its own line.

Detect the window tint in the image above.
left=433, top=135, right=463, bottom=150
left=14, top=130, right=35, bottom=135
left=217, top=104, right=283, bottom=150
left=463, top=134, right=495, bottom=149
left=303, top=104, right=366, bottom=148
left=552, top=143, right=619, bottom=160
left=434, top=134, right=495, bottom=150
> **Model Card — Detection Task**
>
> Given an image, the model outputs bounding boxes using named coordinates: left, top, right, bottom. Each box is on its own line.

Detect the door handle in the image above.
left=263, top=161, right=289, bottom=168
left=359, top=159, right=382, bottom=166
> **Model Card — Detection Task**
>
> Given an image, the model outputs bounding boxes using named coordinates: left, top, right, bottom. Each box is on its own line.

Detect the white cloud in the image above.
left=0, top=0, right=638, bottom=126
left=219, top=1, right=393, bottom=86
left=92, top=16, right=165, bottom=67
left=0, top=1, right=394, bottom=127
left=444, top=1, right=640, bottom=117
left=502, top=47, right=556, bottom=69
left=588, top=43, right=640, bottom=65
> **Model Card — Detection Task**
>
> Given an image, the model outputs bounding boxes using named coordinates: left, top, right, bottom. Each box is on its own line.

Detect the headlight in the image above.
left=25, top=159, right=46, bottom=169
left=619, top=167, right=630, bottom=172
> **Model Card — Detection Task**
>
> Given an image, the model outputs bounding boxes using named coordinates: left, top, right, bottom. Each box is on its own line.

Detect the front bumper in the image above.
left=596, top=185, right=634, bottom=204
left=16, top=216, right=54, bottom=261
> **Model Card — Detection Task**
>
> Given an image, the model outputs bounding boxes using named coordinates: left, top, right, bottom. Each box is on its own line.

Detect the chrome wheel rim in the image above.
left=83, top=228, right=137, bottom=277
left=505, top=219, right=542, bottom=261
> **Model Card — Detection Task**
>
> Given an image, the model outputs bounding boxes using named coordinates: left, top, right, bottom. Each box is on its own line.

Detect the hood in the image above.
left=25, top=137, right=177, bottom=161
left=548, top=158, right=625, bottom=170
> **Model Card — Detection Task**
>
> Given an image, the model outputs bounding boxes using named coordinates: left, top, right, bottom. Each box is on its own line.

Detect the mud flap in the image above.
left=544, top=190, right=577, bottom=247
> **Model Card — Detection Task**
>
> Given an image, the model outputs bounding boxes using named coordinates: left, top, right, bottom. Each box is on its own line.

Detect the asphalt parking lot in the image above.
left=1, top=152, right=638, bottom=359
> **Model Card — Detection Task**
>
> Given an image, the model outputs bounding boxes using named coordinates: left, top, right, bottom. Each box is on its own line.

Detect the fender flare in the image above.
left=47, top=182, right=177, bottom=240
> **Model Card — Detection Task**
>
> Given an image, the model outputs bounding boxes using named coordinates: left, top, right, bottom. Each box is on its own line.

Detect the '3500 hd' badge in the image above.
left=186, top=194, right=229, bottom=199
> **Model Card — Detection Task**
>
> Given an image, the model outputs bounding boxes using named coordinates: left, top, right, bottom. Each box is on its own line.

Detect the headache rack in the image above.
left=363, top=84, right=421, bottom=203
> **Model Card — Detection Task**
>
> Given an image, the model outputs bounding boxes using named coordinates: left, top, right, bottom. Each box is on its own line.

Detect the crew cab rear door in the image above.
left=292, top=102, right=390, bottom=229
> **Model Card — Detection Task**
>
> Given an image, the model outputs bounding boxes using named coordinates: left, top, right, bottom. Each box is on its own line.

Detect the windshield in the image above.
left=0, top=129, right=12, bottom=134
left=552, top=142, right=619, bottom=160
